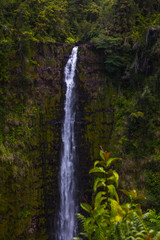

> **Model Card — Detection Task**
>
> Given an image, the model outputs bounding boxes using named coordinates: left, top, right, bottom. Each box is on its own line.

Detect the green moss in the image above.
left=82, top=81, right=116, bottom=160
left=0, top=42, right=69, bottom=239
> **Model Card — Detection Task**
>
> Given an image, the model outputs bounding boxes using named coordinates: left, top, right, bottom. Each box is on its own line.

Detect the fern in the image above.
left=76, top=213, right=86, bottom=231
left=95, top=226, right=105, bottom=240
left=116, top=221, right=125, bottom=240
left=132, top=213, right=148, bottom=232
left=107, top=221, right=125, bottom=240
left=108, top=222, right=118, bottom=240
left=143, top=209, right=160, bottom=232
left=125, top=213, right=149, bottom=240
left=107, top=215, right=149, bottom=240
left=153, top=232, right=160, bottom=240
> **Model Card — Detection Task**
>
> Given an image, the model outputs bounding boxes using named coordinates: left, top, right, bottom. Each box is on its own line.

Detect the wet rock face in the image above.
left=30, top=43, right=73, bottom=106
left=74, top=45, right=115, bottom=207
left=78, top=44, right=106, bottom=98
left=35, top=44, right=67, bottom=85
left=0, top=42, right=115, bottom=240
left=0, top=42, right=74, bottom=240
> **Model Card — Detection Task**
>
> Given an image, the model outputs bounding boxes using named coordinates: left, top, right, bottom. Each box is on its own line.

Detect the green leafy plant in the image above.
left=143, top=209, right=160, bottom=232
left=75, top=147, right=160, bottom=240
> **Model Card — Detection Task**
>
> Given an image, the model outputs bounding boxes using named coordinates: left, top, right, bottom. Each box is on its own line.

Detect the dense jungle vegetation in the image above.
left=0, top=0, right=160, bottom=239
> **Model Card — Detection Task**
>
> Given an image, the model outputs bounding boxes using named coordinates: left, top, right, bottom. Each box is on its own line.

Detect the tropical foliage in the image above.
left=0, top=0, right=160, bottom=239
left=75, top=149, right=160, bottom=240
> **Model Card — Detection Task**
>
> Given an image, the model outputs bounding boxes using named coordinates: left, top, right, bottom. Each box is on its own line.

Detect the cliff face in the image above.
left=76, top=45, right=116, bottom=199
left=0, top=42, right=114, bottom=240
left=0, top=42, right=73, bottom=240
left=0, top=37, right=160, bottom=239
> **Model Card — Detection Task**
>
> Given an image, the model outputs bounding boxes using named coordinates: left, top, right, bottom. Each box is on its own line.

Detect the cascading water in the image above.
left=57, top=46, right=78, bottom=240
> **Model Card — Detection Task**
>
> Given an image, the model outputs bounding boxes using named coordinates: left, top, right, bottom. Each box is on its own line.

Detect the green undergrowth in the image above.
left=75, top=149, right=160, bottom=240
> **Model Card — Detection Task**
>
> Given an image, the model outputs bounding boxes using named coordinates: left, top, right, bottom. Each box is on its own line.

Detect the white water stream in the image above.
left=57, top=46, right=78, bottom=240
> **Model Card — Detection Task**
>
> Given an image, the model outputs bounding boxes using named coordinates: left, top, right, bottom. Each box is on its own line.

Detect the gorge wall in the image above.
left=0, top=43, right=113, bottom=240
left=0, top=39, right=160, bottom=239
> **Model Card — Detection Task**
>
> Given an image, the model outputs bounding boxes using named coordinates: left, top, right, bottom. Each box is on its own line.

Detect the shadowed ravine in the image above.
left=56, top=46, right=78, bottom=240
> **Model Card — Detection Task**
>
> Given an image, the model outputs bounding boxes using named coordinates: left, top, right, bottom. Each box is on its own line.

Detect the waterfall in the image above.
left=57, top=46, right=78, bottom=240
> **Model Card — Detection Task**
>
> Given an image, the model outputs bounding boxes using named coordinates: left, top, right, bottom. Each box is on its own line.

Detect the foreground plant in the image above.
left=74, top=148, right=160, bottom=240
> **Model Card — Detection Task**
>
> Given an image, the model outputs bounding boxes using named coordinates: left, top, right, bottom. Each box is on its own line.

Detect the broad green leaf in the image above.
left=95, top=182, right=106, bottom=191
left=94, top=160, right=100, bottom=167
left=94, top=205, right=106, bottom=218
left=94, top=191, right=106, bottom=208
left=94, top=177, right=106, bottom=192
left=112, top=170, right=119, bottom=187
left=107, top=184, right=116, bottom=198
left=81, top=203, right=92, bottom=213
left=100, top=150, right=105, bottom=161
left=85, top=217, right=92, bottom=226
left=115, top=191, right=119, bottom=203
left=107, top=175, right=117, bottom=184
left=94, top=160, right=106, bottom=168
left=89, top=167, right=106, bottom=174
left=106, top=157, right=122, bottom=167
